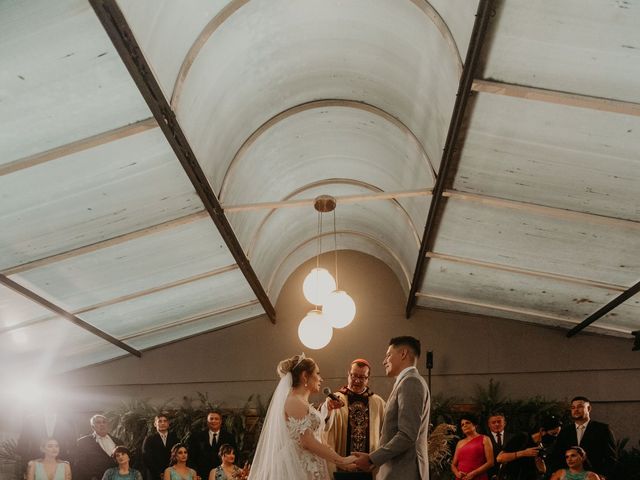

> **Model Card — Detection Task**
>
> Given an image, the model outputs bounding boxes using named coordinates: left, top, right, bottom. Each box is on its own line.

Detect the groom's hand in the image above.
left=352, top=452, right=373, bottom=471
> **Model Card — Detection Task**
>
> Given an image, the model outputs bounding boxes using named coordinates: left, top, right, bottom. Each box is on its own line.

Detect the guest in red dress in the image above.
left=451, top=414, right=494, bottom=480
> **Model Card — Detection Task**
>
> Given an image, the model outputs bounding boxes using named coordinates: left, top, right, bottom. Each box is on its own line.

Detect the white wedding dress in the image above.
left=249, top=372, right=330, bottom=480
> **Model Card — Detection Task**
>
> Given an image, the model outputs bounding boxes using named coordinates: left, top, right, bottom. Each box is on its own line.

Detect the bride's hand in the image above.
left=337, top=454, right=358, bottom=465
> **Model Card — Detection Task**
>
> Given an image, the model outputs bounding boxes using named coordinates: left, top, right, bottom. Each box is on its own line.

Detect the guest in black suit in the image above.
left=486, top=412, right=508, bottom=480
left=74, top=414, right=123, bottom=480
left=187, top=410, right=236, bottom=479
left=142, top=413, right=180, bottom=480
left=549, top=396, right=616, bottom=479
left=17, top=411, right=77, bottom=470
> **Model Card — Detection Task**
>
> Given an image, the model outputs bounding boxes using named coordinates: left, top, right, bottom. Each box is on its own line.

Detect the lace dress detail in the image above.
left=286, top=406, right=329, bottom=480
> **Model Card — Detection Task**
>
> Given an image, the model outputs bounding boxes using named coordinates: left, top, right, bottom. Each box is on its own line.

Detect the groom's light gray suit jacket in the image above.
left=369, top=366, right=430, bottom=480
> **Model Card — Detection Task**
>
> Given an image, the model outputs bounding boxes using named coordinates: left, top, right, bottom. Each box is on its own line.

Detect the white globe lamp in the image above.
left=298, top=309, right=333, bottom=349
left=323, top=290, right=356, bottom=328
left=302, top=267, right=336, bottom=306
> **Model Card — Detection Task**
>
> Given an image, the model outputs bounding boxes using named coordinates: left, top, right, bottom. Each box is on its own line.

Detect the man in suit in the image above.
left=74, top=414, right=123, bottom=480
left=486, top=412, right=508, bottom=480
left=549, top=396, right=617, bottom=479
left=16, top=410, right=77, bottom=469
left=353, top=336, right=430, bottom=480
left=188, top=410, right=236, bottom=479
left=142, top=413, right=179, bottom=480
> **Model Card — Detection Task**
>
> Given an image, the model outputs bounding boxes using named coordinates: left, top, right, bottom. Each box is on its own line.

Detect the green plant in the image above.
left=0, top=437, right=20, bottom=480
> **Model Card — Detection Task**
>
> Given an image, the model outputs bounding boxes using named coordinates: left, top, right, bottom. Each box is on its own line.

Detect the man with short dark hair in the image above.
left=74, top=414, right=122, bottom=480
left=353, top=336, right=430, bottom=480
left=323, top=358, right=386, bottom=479
left=142, top=413, right=179, bottom=480
left=548, top=396, right=616, bottom=479
left=187, top=410, right=236, bottom=479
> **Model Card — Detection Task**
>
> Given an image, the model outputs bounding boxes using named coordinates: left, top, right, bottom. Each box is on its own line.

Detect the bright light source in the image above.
left=323, top=290, right=356, bottom=328
left=302, top=268, right=336, bottom=306
left=298, top=309, right=333, bottom=349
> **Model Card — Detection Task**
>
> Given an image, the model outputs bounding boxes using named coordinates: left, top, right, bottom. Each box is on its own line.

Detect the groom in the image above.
left=353, top=336, right=430, bottom=480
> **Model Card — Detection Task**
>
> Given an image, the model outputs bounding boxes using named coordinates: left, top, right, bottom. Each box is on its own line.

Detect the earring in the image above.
left=305, top=382, right=308, bottom=387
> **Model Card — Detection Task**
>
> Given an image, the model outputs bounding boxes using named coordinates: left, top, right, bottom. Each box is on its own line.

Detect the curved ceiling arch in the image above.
left=170, top=0, right=463, bottom=110
left=267, top=231, right=412, bottom=303
left=247, top=182, right=421, bottom=294
left=244, top=178, right=422, bottom=258
left=218, top=99, right=436, bottom=201
left=173, top=0, right=462, bottom=191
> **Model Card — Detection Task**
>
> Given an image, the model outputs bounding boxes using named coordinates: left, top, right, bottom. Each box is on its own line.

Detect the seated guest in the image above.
left=26, top=438, right=71, bottom=480
left=164, top=444, right=197, bottom=480
left=101, top=446, right=143, bottom=480
left=75, top=415, right=123, bottom=480
left=142, top=413, right=179, bottom=480
left=451, top=414, right=494, bottom=480
left=209, top=444, right=249, bottom=480
left=550, top=447, right=600, bottom=480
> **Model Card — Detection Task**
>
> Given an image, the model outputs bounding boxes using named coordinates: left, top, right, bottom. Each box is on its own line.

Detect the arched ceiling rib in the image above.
left=219, top=99, right=437, bottom=201
left=169, top=0, right=463, bottom=111
left=244, top=179, right=423, bottom=259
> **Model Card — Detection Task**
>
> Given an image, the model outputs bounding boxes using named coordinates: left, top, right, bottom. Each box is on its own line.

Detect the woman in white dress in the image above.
left=249, top=354, right=356, bottom=479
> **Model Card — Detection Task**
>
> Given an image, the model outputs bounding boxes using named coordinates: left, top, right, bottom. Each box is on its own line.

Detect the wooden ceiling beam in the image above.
left=0, top=118, right=157, bottom=177
left=223, top=188, right=432, bottom=212
left=472, top=79, right=640, bottom=117
left=427, top=251, right=627, bottom=292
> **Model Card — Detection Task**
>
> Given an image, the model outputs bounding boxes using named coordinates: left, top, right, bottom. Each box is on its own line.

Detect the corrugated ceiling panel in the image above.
left=11, top=218, right=234, bottom=312
left=454, top=93, right=640, bottom=220
left=419, top=256, right=622, bottom=326
left=0, top=284, right=51, bottom=335
left=174, top=0, right=460, bottom=191
left=0, top=128, right=203, bottom=271
left=483, top=0, right=640, bottom=102
left=431, top=199, right=640, bottom=287
left=0, top=0, right=150, bottom=164
left=0, top=316, right=127, bottom=374
left=125, top=301, right=264, bottom=351
left=79, top=269, right=259, bottom=338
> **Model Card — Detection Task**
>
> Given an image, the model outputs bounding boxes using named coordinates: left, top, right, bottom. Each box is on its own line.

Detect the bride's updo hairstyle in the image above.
left=278, top=354, right=316, bottom=387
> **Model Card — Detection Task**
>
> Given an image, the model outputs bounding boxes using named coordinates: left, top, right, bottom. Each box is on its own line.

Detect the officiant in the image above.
left=323, top=359, right=386, bottom=479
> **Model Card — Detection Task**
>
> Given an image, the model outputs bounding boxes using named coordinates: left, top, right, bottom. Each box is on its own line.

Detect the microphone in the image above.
left=323, top=387, right=340, bottom=402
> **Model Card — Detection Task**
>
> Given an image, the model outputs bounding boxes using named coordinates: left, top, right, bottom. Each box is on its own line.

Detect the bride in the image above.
left=249, top=354, right=356, bottom=479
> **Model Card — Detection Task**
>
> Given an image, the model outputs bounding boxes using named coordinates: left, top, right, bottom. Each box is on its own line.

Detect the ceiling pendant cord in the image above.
left=333, top=208, right=339, bottom=289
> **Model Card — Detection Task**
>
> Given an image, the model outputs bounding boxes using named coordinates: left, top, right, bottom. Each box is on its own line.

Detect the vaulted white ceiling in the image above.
left=1, top=0, right=639, bottom=374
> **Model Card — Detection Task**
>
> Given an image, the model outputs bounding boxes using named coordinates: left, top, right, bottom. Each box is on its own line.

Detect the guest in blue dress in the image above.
left=549, top=447, right=600, bottom=480
left=26, top=438, right=71, bottom=480
left=101, top=446, right=142, bottom=480
left=164, top=443, right=198, bottom=480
